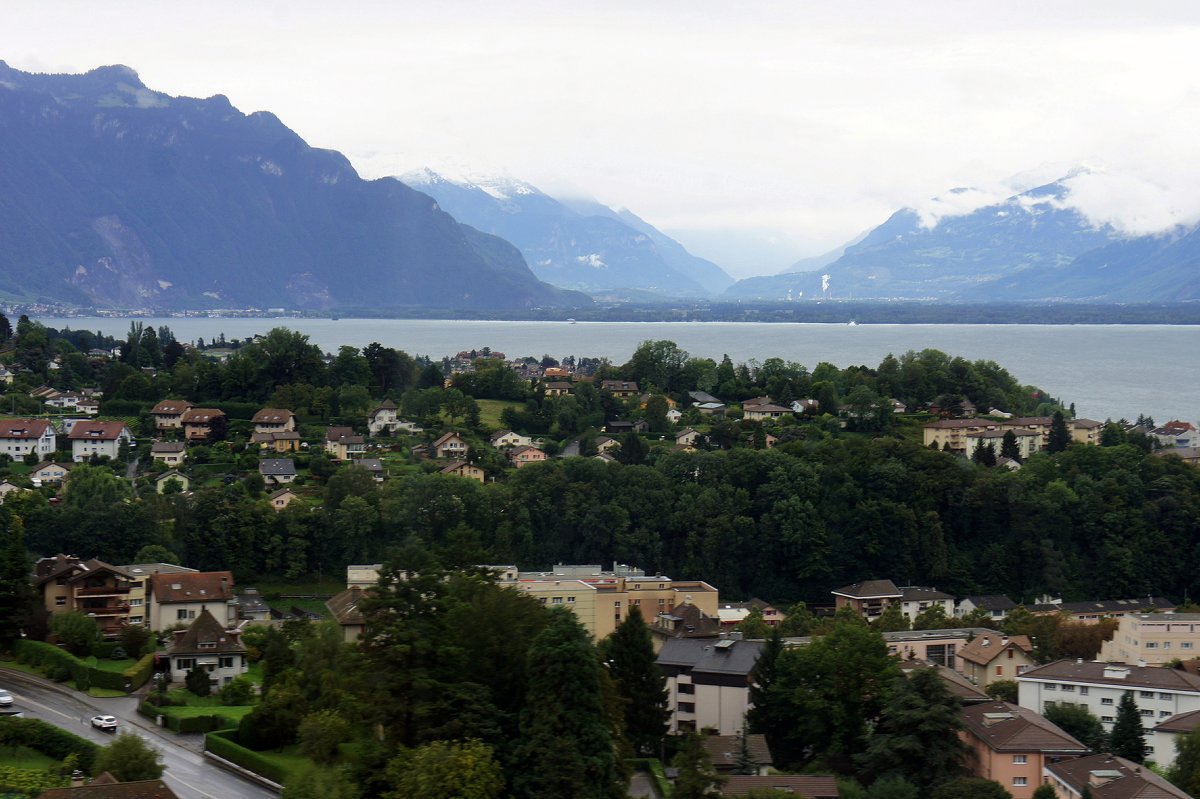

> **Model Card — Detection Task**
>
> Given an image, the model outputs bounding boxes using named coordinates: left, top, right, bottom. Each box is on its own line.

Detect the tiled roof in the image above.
left=957, top=633, right=1033, bottom=666
left=169, top=607, right=244, bottom=656
left=0, top=419, right=53, bottom=440
left=1019, top=659, right=1200, bottom=692
left=439, top=460, right=477, bottom=475
left=1046, top=753, right=1191, bottom=798
left=150, top=400, right=192, bottom=415
left=179, top=408, right=224, bottom=424
left=326, top=587, right=368, bottom=626
left=961, top=701, right=1088, bottom=754
left=924, top=419, right=998, bottom=429
left=268, top=488, right=297, bottom=500
left=897, top=660, right=990, bottom=703
left=149, top=571, right=234, bottom=604
left=962, top=595, right=1017, bottom=612
left=899, top=585, right=955, bottom=601
left=36, top=777, right=181, bottom=799
left=150, top=442, right=186, bottom=453
left=68, top=421, right=129, bottom=441
left=251, top=408, right=294, bottom=423
left=656, top=637, right=763, bottom=676
left=701, top=734, right=773, bottom=768
left=432, top=432, right=465, bottom=448
left=832, top=579, right=902, bottom=599
left=1154, top=708, right=1200, bottom=734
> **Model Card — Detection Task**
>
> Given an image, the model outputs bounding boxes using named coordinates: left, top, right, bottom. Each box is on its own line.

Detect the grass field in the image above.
left=474, top=399, right=520, bottom=430
left=84, top=657, right=138, bottom=674
left=0, top=746, right=57, bottom=770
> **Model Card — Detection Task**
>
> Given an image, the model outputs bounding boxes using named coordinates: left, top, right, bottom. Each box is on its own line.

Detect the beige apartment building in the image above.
left=924, top=416, right=1104, bottom=455
left=1099, top=613, right=1200, bottom=665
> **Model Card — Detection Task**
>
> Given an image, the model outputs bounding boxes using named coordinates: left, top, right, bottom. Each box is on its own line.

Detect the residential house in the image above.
left=543, top=381, right=573, bottom=397
left=152, top=398, right=194, bottom=429
left=720, top=777, right=838, bottom=798
left=118, top=562, right=197, bottom=627
left=701, top=734, right=773, bottom=775
left=33, top=556, right=133, bottom=636
left=367, top=399, right=399, bottom=435
left=150, top=441, right=186, bottom=466
left=657, top=637, right=763, bottom=735
left=695, top=402, right=727, bottom=417
left=251, top=431, right=301, bottom=453
left=268, top=487, right=299, bottom=511
left=1158, top=447, right=1200, bottom=466
left=716, top=599, right=785, bottom=629
left=956, top=632, right=1036, bottom=688
left=75, top=398, right=100, bottom=416
left=898, top=659, right=991, bottom=704
left=652, top=599, right=723, bottom=645
left=258, top=459, right=297, bottom=485
left=179, top=408, right=226, bottom=442
left=1043, top=753, right=1191, bottom=799
left=923, top=418, right=1003, bottom=453
left=1099, top=613, right=1200, bottom=666
left=29, top=461, right=71, bottom=487
left=251, top=408, right=296, bottom=434
left=960, top=701, right=1089, bottom=799
left=356, top=458, right=385, bottom=481
left=68, top=421, right=131, bottom=462
left=606, top=420, right=648, bottom=435
left=958, top=595, right=1018, bottom=622
left=595, top=436, right=620, bottom=453
left=1150, top=420, right=1199, bottom=450
left=676, top=428, right=703, bottom=447
left=600, top=380, right=639, bottom=397
left=1150, top=709, right=1200, bottom=771
left=45, top=392, right=86, bottom=412
left=741, top=396, right=773, bottom=408
left=831, top=579, right=903, bottom=621
left=0, top=419, right=56, bottom=459
left=155, top=470, right=190, bottom=494
left=966, top=427, right=1043, bottom=460
left=440, top=460, right=484, bottom=482
left=327, top=587, right=369, bottom=642
left=0, top=481, right=24, bottom=503
left=36, top=775, right=182, bottom=799
left=742, top=403, right=791, bottom=421
left=166, top=608, right=248, bottom=689
left=147, top=571, right=236, bottom=630
left=688, top=391, right=721, bottom=405
left=666, top=407, right=682, bottom=424
left=29, top=385, right=59, bottom=402
left=493, top=563, right=720, bottom=642
left=490, top=430, right=533, bottom=449
left=791, top=398, right=820, bottom=415
left=890, top=399, right=908, bottom=414
left=0, top=367, right=12, bottom=386
left=1030, top=596, right=1176, bottom=623
left=897, top=586, right=957, bottom=623
left=881, top=627, right=997, bottom=667
left=324, top=426, right=365, bottom=460
left=1070, top=418, right=1104, bottom=445
left=507, top=445, right=547, bottom=468
left=432, top=431, right=469, bottom=460
left=1018, top=660, right=1200, bottom=752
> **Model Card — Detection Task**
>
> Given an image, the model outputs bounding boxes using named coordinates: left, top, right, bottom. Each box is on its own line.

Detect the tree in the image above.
left=733, top=723, right=758, bottom=775
left=515, top=608, right=623, bottom=799
left=735, top=606, right=772, bottom=639
left=1110, top=691, right=1146, bottom=762
left=616, top=432, right=647, bottom=465
left=1169, top=726, right=1200, bottom=796
left=930, top=777, right=1012, bottom=799
left=1032, top=785, right=1058, bottom=799
left=298, top=710, right=350, bottom=764
left=93, top=731, right=164, bottom=781
left=747, top=627, right=784, bottom=744
left=1000, top=430, right=1020, bottom=461
left=282, top=765, right=359, bottom=799
left=671, top=732, right=724, bottom=799
left=132, top=544, right=180, bottom=565
left=1041, top=700, right=1104, bottom=748
left=384, top=739, right=506, bottom=799
left=50, top=612, right=98, bottom=657
left=1047, top=410, right=1071, bottom=453
left=0, top=516, right=32, bottom=649
left=859, top=668, right=968, bottom=791
left=865, top=776, right=919, bottom=799
left=872, top=603, right=909, bottom=633
left=185, top=665, right=212, bottom=698
left=601, top=606, right=668, bottom=756
left=984, top=680, right=1018, bottom=704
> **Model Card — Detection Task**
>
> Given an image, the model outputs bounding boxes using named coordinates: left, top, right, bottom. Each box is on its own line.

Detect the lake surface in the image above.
left=40, top=317, right=1198, bottom=424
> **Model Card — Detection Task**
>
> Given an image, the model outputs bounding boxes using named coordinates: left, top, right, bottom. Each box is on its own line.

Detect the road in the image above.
left=0, top=668, right=278, bottom=799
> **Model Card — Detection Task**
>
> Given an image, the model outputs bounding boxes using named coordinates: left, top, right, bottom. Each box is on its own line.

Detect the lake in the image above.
left=39, top=317, right=1198, bottom=424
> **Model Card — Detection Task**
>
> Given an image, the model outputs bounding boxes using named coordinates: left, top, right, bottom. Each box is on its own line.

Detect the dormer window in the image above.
left=198, top=641, right=216, bottom=649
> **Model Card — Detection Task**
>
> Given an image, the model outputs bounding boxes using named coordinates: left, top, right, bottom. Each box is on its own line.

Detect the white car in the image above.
left=0, top=690, right=12, bottom=707
left=90, top=715, right=118, bottom=731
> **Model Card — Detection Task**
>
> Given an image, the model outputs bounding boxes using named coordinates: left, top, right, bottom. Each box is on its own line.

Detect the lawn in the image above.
left=84, top=657, right=138, bottom=674
left=267, top=598, right=330, bottom=619
left=474, top=399, right=520, bottom=430
left=0, top=746, right=57, bottom=770
left=162, top=705, right=253, bottom=722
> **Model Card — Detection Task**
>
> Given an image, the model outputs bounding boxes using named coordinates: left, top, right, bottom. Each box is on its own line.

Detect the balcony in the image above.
left=79, top=603, right=130, bottom=616
left=75, top=585, right=130, bottom=597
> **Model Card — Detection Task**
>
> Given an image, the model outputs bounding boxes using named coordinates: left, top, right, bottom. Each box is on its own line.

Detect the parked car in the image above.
left=0, top=690, right=12, bottom=707
left=90, top=715, right=118, bottom=731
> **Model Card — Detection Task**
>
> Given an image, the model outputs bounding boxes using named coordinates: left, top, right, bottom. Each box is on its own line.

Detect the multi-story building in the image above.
left=68, top=421, right=132, bottom=462
left=367, top=399, right=401, bottom=436
left=150, top=399, right=193, bottom=431
left=179, top=408, right=226, bottom=441
left=251, top=408, right=296, bottom=435
left=33, top=555, right=133, bottom=637
left=960, top=701, right=1088, bottom=799
left=324, top=426, right=366, bottom=460
left=957, top=595, right=1018, bottom=622
left=0, top=419, right=56, bottom=459
left=657, top=637, right=762, bottom=735
left=1030, top=596, right=1176, bottom=623
left=118, top=562, right=198, bottom=627
left=1018, top=659, right=1200, bottom=759
left=147, top=571, right=236, bottom=630
left=831, top=580, right=903, bottom=621
left=1099, top=613, right=1200, bottom=665
left=881, top=627, right=997, bottom=667
left=1043, top=753, right=1190, bottom=798
left=897, top=586, right=956, bottom=623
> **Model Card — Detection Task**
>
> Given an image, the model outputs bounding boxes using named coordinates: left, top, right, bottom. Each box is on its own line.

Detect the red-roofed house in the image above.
left=147, top=571, right=236, bottom=630
left=180, top=408, right=226, bottom=442
left=67, top=421, right=131, bottom=462
left=150, top=399, right=193, bottom=431
left=957, top=632, right=1036, bottom=688
left=0, top=419, right=56, bottom=459
left=251, top=408, right=296, bottom=434
left=961, top=701, right=1088, bottom=798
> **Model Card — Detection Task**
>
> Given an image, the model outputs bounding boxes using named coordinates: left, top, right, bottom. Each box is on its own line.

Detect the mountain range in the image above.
left=0, top=61, right=586, bottom=311
left=723, top=180, right=1200, bottom=302
left=401, top=169, right=733, bottom=298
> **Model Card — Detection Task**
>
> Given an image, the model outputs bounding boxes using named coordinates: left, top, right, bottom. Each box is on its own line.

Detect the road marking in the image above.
left=16, top=694, right=78, bottom=723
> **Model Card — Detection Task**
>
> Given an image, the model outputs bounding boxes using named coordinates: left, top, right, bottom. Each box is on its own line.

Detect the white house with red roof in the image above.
left=67, top=421, right=132, bottom=462
left=0, top=419, right=56, bottom=459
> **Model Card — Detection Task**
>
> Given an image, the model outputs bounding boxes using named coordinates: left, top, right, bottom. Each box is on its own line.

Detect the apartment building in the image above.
left=1098, top=613, right=1200, bottom=666
left=960, top=701, right=1088, bottom=799
left=657, top=637, right=762, bottom=735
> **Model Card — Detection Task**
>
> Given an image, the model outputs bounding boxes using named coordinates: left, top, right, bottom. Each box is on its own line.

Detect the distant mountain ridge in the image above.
left=403, top=169, right=734, bottom=297
left=0, top=61, right=586, bottom=310
left=723, top=178, right=1200, bottom=302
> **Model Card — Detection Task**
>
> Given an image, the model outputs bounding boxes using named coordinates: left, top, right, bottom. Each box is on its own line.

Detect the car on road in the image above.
left=0, top=690, right=12, bottom=707
left=90, top=715, right=118, bottom=731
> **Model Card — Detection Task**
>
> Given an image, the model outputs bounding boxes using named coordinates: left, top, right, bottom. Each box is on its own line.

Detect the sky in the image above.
left=4, top=1, right=1200, bottom=278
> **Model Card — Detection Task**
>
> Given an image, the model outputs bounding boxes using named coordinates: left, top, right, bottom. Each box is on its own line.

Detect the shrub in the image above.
left=205, top=729, right=288, bottom=784
left=185, top=666, right=212, bottom=698
left=297, top=710, right=349, bottom=764
left=0, top=717, right=97, bottom=773
left=123, top=654, right=155, bottom=691
left=220, top=676, right=255, bottom=707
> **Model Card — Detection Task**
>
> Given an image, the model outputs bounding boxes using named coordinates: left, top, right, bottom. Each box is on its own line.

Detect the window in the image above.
left=1140, top=709, right=1154, bottom=717
left=176, top=658, right=195, bottom=670
left=198, top=642, right=216, bottom=649
left=219, top=656, right=234, bottom=669
left=1045, top=684, right=1057, bottom=691
left=1160, top=692, right=1173, bottom=700
left=130, top=598, right=143, bottom=607
left=55, top=597, right=66, bottom=606
left=1184, top=642, right=1194, bottom=650
left=1060, top=684, right=1075, bottom=692
left=1008, top=649, right=1014, bottom=659
left=1080, top=687, right=1089, bottom=695
left=1102, top=716, right=1115, bottom=723
left=567, top=596, right=576, bottom=604
left=1012, top=755, right=1027, bottom=764
left=1161, top=711, right=1173, bottom=717
left=1141, top=691, right=1155, bottom=699
left=1013, top=777, right=1028, bottom=787
left=1146, top=642, right=1159, bottom=649
left=678, top=683, right=694, bottom=694
left=551, top=597, right=563, bottom=605
left=995, top=666, right=1003, bottom=676
left=177, top=609, right=190, bottom=621
left=678, top=702, right=695, bottom=713
left=1101, top=697, right=1114, bottom=705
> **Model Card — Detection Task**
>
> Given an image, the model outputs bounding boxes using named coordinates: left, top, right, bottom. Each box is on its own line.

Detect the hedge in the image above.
left=98, top=400, right=152, bottom=417
left=123, top=654, right=154, bottom=691
left=138, top=701, right=236, bottom=734
left=0, top=717, right=97, bottom=773
left=12, top=640, right=138, bottom=694
left=205, top=729, right=287, bottom=784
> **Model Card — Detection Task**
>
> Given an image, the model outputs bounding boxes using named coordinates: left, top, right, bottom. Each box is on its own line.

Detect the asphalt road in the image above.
left=0, top=668, right=278, bottom=799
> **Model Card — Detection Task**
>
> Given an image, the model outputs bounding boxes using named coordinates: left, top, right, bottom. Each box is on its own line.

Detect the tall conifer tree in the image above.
left=1110, top=691, right=1147, bottom=763
left=601, top=606, right=669, bottom=756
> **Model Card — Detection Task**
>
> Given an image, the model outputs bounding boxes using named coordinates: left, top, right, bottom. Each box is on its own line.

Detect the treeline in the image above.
left=8, top=433, right=1200, bottom=606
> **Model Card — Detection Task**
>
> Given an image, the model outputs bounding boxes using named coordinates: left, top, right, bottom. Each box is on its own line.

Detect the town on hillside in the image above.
left=0, top=318, right=1198, bottom=798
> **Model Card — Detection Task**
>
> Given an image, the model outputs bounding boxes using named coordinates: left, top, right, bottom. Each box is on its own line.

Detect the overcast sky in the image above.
left=4, top=1, right=1200, bottom=277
